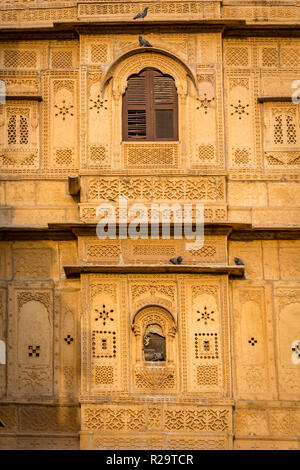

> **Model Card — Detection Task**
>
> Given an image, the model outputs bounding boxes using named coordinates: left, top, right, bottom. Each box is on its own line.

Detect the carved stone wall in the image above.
left=0, top=404, right=79, bottom=450
left=78, top=236, right=227, bottom=265
left=81, top=403, right=231, bottom=450
left=0, top=0, right=300, bottom=451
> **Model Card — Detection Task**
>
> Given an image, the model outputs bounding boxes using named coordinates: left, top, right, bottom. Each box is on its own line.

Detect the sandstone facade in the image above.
left=0, top=0, right=299, bottom=450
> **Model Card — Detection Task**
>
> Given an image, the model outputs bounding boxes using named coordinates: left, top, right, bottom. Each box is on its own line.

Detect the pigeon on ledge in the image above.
left=234, top=257, right=244, bottom=265
left=170, top=256, right=183, bottom=265
left=139, top=36, right=152, bottom=47
left=133, top=7, right=149, bottom=19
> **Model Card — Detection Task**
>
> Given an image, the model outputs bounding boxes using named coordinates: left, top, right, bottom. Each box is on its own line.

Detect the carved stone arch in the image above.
left=132, top=305, right=177, bottom=364
left=101, top=48, right=197, bottom=97
left=132, top=304, right=176, bottom=327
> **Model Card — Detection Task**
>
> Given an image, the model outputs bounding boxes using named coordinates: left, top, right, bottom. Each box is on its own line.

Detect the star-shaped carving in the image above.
left=196, top=306, right=215, bottom=325
left=54, top=100, right=74, bottom=120
left=230, top=99, right=249, bottom=119
left=89, top=95, right=108, bottom=113
left=196, top=93, right=215, bottom=114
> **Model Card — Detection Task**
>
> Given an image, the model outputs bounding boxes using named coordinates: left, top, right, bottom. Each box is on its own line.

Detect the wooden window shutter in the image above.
left=123, top=69, right=178, bottom=141
left=122, top=72, right=148, bottom=140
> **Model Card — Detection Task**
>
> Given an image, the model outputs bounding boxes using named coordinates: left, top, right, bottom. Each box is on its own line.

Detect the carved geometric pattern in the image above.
left=233, top=148, right=250, bottom=165
left=83, top=406, right=230, bottom=432
left=86, top=244, right=121, bottom=261
left=64, top=335, right=74, bottom=345
left=89, top=146, right=109, bottom=166
left=55, top=148, right=73, bottom=166
left=4, top=50, right=37, bottom=69
left=229, top=77, right=249, bottom=90
left=88, top=177, right=225, bottom=202
left=51, top=51, right=73, bottom=69
left=132, top=245, right=176, bottom=257
left=198, top=144, right=215, bottom=161
left=248, top=337, right=257, bottom=347
left=225, top=47, right=249, bottom=66
left=189, top=245, right=216, bottom=258
left=7, top=112, right=29, bottom=145
left=17, top=291, right=51, bottom=314
left=90, top=44, right=108, bottom=63
left=0, top=150, right=38, bottom=168
left=80, top=2, right=219, bottom=17
left=274, top=115, right=284, bottom=144
left=123, top=143, right=178, bottom=169
left=89, top=95, right=108, bottom=113
left=83, top=407, right=147, bottom=431
left=261, top=47, right=278, bottom=67
left=281, top=48, right=300, bottom=68
left=230, top=100, right=249, bottom=119
left=80, top=204, right=227, bottom=223
left=271, top=107, right=297, bottom=146
left=196, top=94, right=215, bottom=114
left=92, top=330, right=116, bottom=359
left=135, top=364, right=175, bottom=390
left=94, top=305, right=114, bottom=325
left=54, top=99, right=74, bottom=121
left=28, top=345, right=40, bottom=357
left=197, top=365, right=218, bottom=386
left=265, top=152, right=300, bottom=166
left=195, top=333, right=219, bottom=359
left=94, top=366, right=114, bottom=385
left=196, top=306, right=215, bottom=325
left=164, top=408, right=229, bottom=432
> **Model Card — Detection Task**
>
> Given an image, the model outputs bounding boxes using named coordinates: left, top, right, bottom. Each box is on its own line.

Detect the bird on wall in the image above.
left=234, top=257, right=244, bottom=265
left=139, top=36, right=152, bottom=47
left=170, top=256, right=183, bottom=265
left=133, top=6, right=149, bottom=19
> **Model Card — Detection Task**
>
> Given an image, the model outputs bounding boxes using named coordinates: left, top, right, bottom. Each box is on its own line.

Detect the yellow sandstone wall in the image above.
left=0, top=0, right=299, bottom=450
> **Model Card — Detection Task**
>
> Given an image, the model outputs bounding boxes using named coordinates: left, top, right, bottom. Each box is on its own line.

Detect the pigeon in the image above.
left=133, top=6, right=149, bottom=19
left=234, top=257, right=244, bottom=265
left=139, top=36, right=152, bottom=47
left=170, top=256, right=183, bottom=265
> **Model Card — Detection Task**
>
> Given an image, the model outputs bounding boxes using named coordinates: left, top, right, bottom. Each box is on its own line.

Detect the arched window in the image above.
left=122, top=68, right=178, bottom=141
left=143, top=324, right=166, bottom=362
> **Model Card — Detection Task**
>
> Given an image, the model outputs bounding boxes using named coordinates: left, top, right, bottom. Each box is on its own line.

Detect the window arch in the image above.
left=122, top=68, right=178, bottom=141
left=132, top=306, right=177, bottom=364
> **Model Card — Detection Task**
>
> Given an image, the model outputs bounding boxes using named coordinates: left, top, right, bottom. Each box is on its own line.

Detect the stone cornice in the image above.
left=63, top=263, right=245, bottom=278
left=0, top=0, right=300, bottom=35
left=1, top=223, right=300, bottom=241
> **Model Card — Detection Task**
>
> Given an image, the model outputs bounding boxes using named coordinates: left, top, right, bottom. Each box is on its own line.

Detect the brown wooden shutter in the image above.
left=153, top=71, right=178, bottom=140
left=123, top=73, right=148, bottom=140
left=123, top=69, right=178, bottom=141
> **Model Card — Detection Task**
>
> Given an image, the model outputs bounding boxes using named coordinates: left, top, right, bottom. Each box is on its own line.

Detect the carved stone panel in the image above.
left=274, top=285, right=300, bottom=400
left=179, top=275, right=230, bottom=397
left=7, top=282, right=54, bottom=397
left=81, top=275, right=128, bottom=395
left=232, top=282, right=277, bottom=400
left=81, top=403, right=231, bottom=449
left=79, top=236, right=227, bottom=265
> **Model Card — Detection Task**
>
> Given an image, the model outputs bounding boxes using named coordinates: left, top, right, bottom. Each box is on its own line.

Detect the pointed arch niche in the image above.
left=131, top=305, right=178, bottom=393
left=100, top=49, right=197, bottom=170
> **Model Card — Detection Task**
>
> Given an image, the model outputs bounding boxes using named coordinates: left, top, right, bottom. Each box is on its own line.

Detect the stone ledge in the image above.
left=63, top=264, right=245, bottom=277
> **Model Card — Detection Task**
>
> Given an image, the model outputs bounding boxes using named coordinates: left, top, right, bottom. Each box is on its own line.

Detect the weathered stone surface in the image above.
left=0, top=3, right=299, bottom=451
